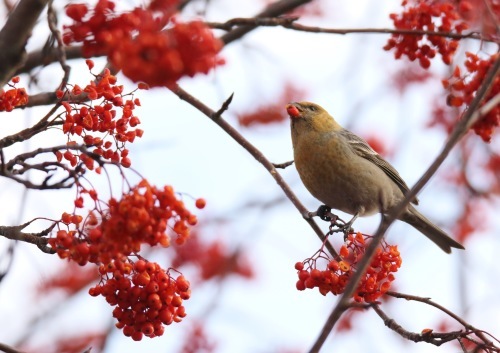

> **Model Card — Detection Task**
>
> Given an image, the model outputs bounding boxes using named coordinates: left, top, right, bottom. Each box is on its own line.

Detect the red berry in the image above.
left=195, top=198, right=206, bottom=209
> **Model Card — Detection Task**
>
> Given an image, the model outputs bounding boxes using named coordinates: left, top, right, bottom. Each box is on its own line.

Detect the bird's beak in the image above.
left=286, top=102, right=301, bottom=118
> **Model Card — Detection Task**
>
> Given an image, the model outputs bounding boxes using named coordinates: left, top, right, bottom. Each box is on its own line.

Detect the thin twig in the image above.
left=0, top=223, right=55, bottom=254
left=46, top=0, right=71, bottom=90
left=0, top=103, right=61, bottom=149
left=372, top=304, right=465, bottom=345
left=387, top=291, right=498, bottom=348
left=220, top=0, right=313, bottom=45
left=211, top=17, right=489, bottom=42
left=273, top=161, right=294, bottom=169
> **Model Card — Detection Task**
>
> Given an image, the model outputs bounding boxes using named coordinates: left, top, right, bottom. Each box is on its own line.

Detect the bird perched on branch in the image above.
left=286, top=101, right=464, bottom=253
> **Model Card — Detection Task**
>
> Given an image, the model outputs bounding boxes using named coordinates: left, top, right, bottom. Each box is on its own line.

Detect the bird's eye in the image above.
left=308, top=105, right=317, bottom=111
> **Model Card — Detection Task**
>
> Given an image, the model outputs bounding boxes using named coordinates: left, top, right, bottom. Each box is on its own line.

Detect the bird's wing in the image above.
left=341, top=129, right=419, bottom=205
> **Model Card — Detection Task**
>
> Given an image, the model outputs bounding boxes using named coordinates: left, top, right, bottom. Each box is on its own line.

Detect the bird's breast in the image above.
left=293, top=132, right=400, bottom=216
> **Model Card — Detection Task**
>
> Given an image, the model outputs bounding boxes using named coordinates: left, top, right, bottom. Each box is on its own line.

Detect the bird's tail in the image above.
left=400, top=206, right=465, bottom=254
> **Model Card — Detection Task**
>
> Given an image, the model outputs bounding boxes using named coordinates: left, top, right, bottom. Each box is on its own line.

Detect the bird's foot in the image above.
left=272, top=160, right=294, bottom=169
left=309, top=206, right=358, bottom=238
left=315, top=205, right=335, bottom=222
left=305, top=205, right=331, bottom=220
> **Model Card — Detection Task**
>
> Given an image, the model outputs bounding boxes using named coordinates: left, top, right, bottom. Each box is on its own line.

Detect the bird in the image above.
left=286, top=101, right=464, bottom=253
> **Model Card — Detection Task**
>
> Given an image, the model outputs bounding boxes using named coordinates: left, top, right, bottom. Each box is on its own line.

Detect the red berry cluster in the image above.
left=63, top=0, right=224, bottom=87
left=38, top=262, right=99, bottom=296
left=384, top=1, right=468, bottom=68
left=172, top=233, right=253, bottom=280
left=55, top=62, right=143, bottom=170
left=89, top=258, right=190, bottom=341
left=112, top=20, right=224, bottom=88
left=49, top=180, right=203, bottom=339
left=295, top=232, right=402, bottom=303
left=442, top=52, right=500, bottom=142
left=49, top=179, right=199, bottom=266
left=0, top=77, right=28, bottom=111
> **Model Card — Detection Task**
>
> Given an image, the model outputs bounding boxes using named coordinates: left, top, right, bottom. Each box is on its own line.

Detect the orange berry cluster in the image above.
left=113, top=20, right=224, bottom=88
left=50, top=179, right=199, bottom=266
left=295, top=232, right=402, bottom=303
left=442, top=52, right=500, bottom=142
left=89, top=258, right=190, bottom=341
left=384, top=0, right=468, bottom=68
left=49, top=181, right=203, bottom=339
left=63, top=0, right=224, bottom=87
left=0, top=77, right=28, bottom=112
left=55, top=64, right=143, bottom=169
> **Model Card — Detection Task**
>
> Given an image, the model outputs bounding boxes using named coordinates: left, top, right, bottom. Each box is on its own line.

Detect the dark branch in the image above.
left=0, top=0, right=50, bottom=85
left=221, top=0, right=313, bottom=45
left=372, top=304, right=465, bottom=345
left=273, top=160, right=294, bottom=169
left=210, top=17, right=489, bottom=41
left=211, top=92, right=233, bottom=119
left=0, top=222, right=55, bottom=254
left=387, top=291, right=499, bottom=348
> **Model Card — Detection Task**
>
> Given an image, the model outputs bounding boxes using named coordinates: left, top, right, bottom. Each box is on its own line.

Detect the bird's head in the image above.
left=286, top=101, right=340, bottom=133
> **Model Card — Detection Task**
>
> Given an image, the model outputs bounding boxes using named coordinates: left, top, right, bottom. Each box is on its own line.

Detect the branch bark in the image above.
left=0, top=0, right=49, bottom=86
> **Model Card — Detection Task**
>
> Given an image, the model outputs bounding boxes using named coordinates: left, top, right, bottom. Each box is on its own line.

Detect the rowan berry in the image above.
left=295, top=232, right=402, bottom=302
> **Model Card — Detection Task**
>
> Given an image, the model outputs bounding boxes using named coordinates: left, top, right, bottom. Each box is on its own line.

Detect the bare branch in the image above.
left=221, top=0, right=313, bottom=45
left=387, top=291, right=499, bottom=349
left=211, top=17, right=490, bottom=42
left=0, top=222, right=55, bottom=254
left=273, top=160, right=294, bottom=169
left=0, top=0, right=49, bottom=86
left=0, top=342, right=26, bottom=353
left=46, top=0, right=71, bottom=90
left=371, top=304, right=465, bottom=345
left=0, top=144, right=106, bottom=190
left=0, top=103, right=61, bottom=149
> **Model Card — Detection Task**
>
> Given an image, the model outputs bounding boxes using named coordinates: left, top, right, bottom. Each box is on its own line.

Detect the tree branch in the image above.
left=371, top=304, right=465, bottom=345
left=220, top=0, right=312, bottom=45
left=0, top=342, right=26, bottom=353
left=211, top=17, right=489, bottom=42
left=0, top=222, right=55, bottom=254
left=0, top=0, right=49, bottom=86
left=387, top=291, right=499, bottom=349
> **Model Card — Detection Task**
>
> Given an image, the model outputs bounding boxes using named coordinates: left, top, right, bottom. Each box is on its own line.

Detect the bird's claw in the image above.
left=316, top=205, right=334, bottom=222
left=311, top=205, right=357, bottom=238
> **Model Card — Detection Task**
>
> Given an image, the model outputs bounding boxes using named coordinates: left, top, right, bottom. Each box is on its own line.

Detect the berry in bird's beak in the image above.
left=286, top=104, right=301, bottom=118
